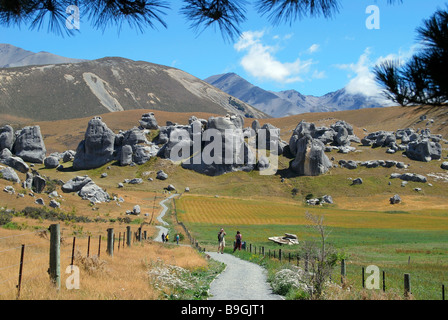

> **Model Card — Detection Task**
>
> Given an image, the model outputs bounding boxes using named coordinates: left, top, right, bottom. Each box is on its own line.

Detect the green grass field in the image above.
left=175, top=195, right=448, bottom=300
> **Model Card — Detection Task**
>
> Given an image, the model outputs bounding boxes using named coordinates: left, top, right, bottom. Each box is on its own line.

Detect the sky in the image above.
left=0, top=0, right=447, bottom=97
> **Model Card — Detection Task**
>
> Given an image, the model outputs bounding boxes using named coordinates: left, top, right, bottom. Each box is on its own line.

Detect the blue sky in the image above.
left=0, top=0, right=446, bottom=97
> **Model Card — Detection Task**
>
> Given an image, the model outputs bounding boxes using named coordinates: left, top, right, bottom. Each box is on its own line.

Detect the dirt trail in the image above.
left=206, top=252, right=283, bottom=300
left=154, top=194, right=283, bottom=300
left=154, top=193, right=177, bottom=242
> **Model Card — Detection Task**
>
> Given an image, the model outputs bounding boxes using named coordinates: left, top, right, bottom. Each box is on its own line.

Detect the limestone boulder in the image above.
left=0, top=167, right=20, bottom=183
left=73, top=117, right=116, bottom=170
left=139, top=113, right=158, bottom=130
left=13, top=126, right=46, bottom=163
left=290, top=135, right=332, bottom=176
left=0, top=125, right=15, bottom=151
left=406, top=139, right=442, bottom=162
left=78, top=182, right=110, bottom=204
left=44, top=156, right=60, bottom=169
left=61, top=176, right=93, bottom=193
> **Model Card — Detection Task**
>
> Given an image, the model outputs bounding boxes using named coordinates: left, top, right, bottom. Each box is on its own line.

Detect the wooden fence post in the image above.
left=341, top=259, right=346, bottom=283
left=71, top=237, right=76, bottom=265
left=126, top=226, right=131, bottom=247
left=98, top=235, right=101, bottom=257
left=279, top=249, right=282, bottom=261
left=118, top=232, right=121, bottom=251
left=87, top=236, right=90, bottom=257
left=382, top=271, right=386, bottom=292
left=442, top=284, right=445, bottom=300
left=107, top=228, right=114, bottom=257
left=16, top=244, right=25, bottom=299
left=404, top=274, right=411, bottom=297
left=49, top=224, right=61, bottom=289
left=137, top=227, right=142, bottom=242
left=362, top=267, right=365, bottom=288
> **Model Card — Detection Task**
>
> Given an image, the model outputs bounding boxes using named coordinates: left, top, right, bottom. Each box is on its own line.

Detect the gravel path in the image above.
left=206, top=252, right=283, bottom=300
left=154, top=193, right=178, bottom=242
left=153, top=194, right=283, bottom=300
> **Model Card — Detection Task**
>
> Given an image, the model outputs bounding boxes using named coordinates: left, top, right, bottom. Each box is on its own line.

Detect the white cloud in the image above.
left=336, top=46, right=418, bottom=102
left=234, top=30, right=313, bottom=84
left=312, top=70, right=326, bottom=79
left=338, top=48, right=380, bottom=97
left=307, top=44, right=320, bottom=54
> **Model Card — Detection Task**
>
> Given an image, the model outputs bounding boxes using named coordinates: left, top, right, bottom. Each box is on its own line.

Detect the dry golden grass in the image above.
left=7, top=104, right=447, bottom=154
left=257, top=104, right=448, bottom=141
left=0, top=225, right=207, bottom=300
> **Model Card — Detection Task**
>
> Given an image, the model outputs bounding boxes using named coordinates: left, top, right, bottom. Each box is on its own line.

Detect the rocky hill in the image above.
left=0, top=57, right=267, bottom=121
left=0, top=43, right=86, bottom=68
left=205, top=73, right=387, bottom=118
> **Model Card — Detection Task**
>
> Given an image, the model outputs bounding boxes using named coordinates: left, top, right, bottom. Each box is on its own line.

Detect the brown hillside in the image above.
left=4, top=104, right=447, bottom=154
left=253, top=105, right=448, bottom=141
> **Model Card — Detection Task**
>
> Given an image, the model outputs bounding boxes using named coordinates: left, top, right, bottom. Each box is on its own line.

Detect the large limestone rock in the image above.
left=133, top=144, right=158, bottom=165
left=0, top=153, right=29, bottom=173
left=121, top=127, right=148, bottom=147
left=139, top=113, right=158, bottom=130
left=0, top=125, right=15, bottom=151
left=406, top=139, right=442, bottom=162
left=44, top=156, right=60, bottom=169
left=290, top=134, right=332, bottom=176
left=0, top=167, right=20, bottom=183
left=32, top=175, right=46, bottom=193
left=12, top=126, right=46, bottom=163
left=289, top=120, right=357, bottom=155
left=78, top=182, right=110, bottom=204
left=73, top=117, right=116, bottom=170
left=120, top=145, right=133, bottom=166
left=61, top=176, right=93, bottom=193
left=181, top=115, right=256, bottom=176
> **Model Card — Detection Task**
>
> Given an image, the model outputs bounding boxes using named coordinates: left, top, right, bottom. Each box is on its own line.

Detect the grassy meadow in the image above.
left=175, top=194, right=448, bottom=300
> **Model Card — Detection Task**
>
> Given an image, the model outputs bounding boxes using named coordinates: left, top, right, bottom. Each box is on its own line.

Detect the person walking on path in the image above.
left=217, top=228, right=226, bottom=254
left=161, top=233, right=165, bottom=243
left=176, top=234, right=180, bottom=245
left=165, top=233, right=169, bottom=243
left=233, top=231, right=242, bottom=253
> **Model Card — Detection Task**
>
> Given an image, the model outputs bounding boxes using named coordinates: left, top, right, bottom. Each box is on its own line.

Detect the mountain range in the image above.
left=0, top=43, right=86, bottom=68
left=0, top=44, right=266, bottom=121
left=0, top=43, right=388, bottom=121
left=204, top=73, right=388, bottom=118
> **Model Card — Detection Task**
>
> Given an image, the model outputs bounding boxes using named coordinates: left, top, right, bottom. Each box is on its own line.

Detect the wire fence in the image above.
left=0, top=225, right=150, bottom=300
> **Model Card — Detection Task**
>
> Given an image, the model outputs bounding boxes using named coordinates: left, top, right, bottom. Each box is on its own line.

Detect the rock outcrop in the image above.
left=12, top=126, right=46, bottom=163
left=73, top=117, right=116, bottom=170
left=181, top=115, right=256, bottom=176
left=139, top=112, right=158, bottom=130
left=0, top=125, right=15, bottom=151
left=290, top=134, right=332, bottom=176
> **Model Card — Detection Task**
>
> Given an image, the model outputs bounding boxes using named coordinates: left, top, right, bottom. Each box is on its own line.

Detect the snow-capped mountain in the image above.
left=205, top=73, right=387, bottom=118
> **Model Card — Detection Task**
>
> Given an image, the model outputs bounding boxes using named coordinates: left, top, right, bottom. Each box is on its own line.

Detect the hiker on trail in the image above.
left=161, top=233, right=165, bottom=243
left=176, top=234, right=180, bottom=245
left=165, top=233, right=169, bottom=243
left=217, top=228, right=226, bottom=254
left=233, top=231, right=242, bottom=253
